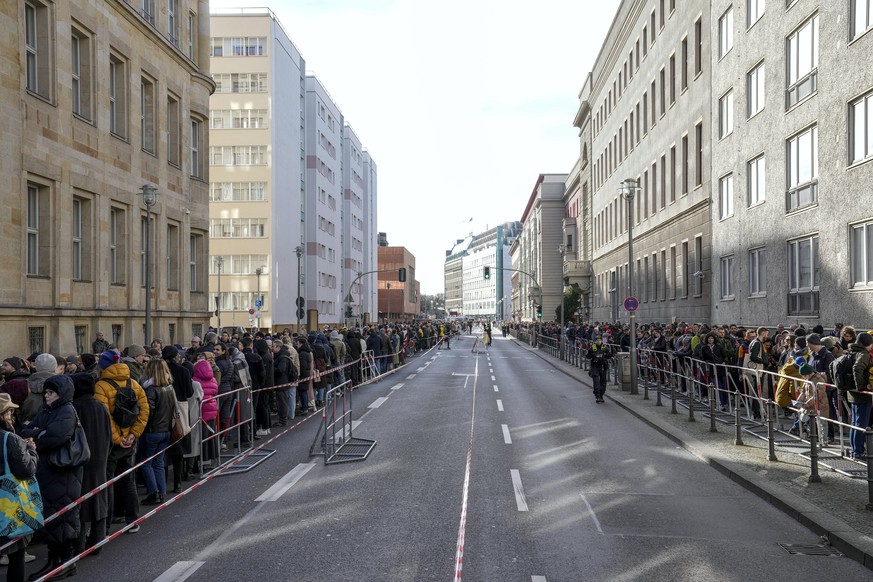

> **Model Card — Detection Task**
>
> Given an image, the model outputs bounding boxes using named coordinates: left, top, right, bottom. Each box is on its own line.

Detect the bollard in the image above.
left=688, top=387, right=696, bottom=423
left=808, top=412, right=821, bottom=483
left=709, top=384, right=717, bottom=433
left=643, top=369, right=650, bottom=401
left=656, top=379, right=663, bottom=407
left=767, top=401, right=778, bottom=461
left=670, top=380, right=677, bottom=414
left=866, top=429, right=873, bottom=511
left=734, top=390, right=744, bottom=445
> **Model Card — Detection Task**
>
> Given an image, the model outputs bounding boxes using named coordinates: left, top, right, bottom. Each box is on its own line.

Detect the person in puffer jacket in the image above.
left=138, top=359, right=176, bottom=505
left=193, top=359, right=219, bottom=466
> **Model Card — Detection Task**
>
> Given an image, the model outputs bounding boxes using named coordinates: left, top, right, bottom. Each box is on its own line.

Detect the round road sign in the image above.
left=248, top=308, right=256, bottom=315
left=624, top=296, right=639, bottom=312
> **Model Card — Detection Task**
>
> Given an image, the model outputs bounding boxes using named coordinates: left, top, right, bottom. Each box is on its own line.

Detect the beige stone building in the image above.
left=0, top=1, right=213, bottom=356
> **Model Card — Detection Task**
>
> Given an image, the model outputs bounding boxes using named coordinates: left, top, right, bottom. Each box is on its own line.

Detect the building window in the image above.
left=140, top=75, right=156, bottom=154
left=167, top=93, right=180, bottom=166
left=71, top=196, right=88, bottom=280
left=167, top=223, right=179, bottom=291
left=26, top=182, right=50, bottom=276
left=209, top=218, right=267, bottom=238
left=25, top=1, right=53, bottom=100
left=748, top=154, right=766, bottom=206
left=187, top=12, right=196, bottom=60
left=71, top=26, right=93, bottom=120
left=851, top=219, right=873, bottom=288
left=682, top=241, right=690, bottom=298
left=786, top=125, right=818, bottom=211
left=670, top=246, right=677, bottom=299
left=669, top=54, right=676, bottom=105
left=719, top=8, right=733, bottom=58
left=852, top=0, right=872, bottom=41
left=190, top=118, right=203, bottom=178
left=749, top=247, right=766, bottom=296
left=74, top=325, right=86, bottom=354
left=28, top=327, right=45, bottom=355
left=748, top=0, right=765, bottom=27
left=167, top=0, right=179, bottom=46
left=681, top=37, right=688, bottom=90
left=719, top=174, right=734, bottom=219
left=140, top=0, right=156, bottom=25
left=659, top=68, right=666, bottom=116
left=719, top=90, right=734, bottom=139
left=694, top=18, right=702, bottom=75
left=212, top=73, right=268, bottom=93
left=111, top=324, right=122, bottom=346
left=695, top=122, right=703, bottom=186
left=110, top=207, right=126, bottom=284
left=788, top=235, right=819, bottom=315
left=681, top=134, right=689, bottom=194
left=786, top=15, right=818, bottom=108
left=210, top=182, right=267, bottom=202
left=747, top=62, right=765, bottom=117
left=109, top=53, right=127, bottom=138
left=850, top=90, right=873, bottom=165
left=694, top=235, right=703, bottom=297
left=209, top=109, right=268, bottom=129
left=209, top=37, right=267, bottom=57
left=190, top=234, right=200, bottom=292
left=720, top=256, right=735, bottom=299
left=670, top=145, right=676, bottom=202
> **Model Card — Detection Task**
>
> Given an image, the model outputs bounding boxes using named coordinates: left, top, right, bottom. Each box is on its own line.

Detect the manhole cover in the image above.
left=778, top=543, right=842, bottom=557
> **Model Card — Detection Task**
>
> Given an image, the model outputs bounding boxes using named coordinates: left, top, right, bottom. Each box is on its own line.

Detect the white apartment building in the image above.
left=209, top=9, right=305, bottom=331
left=209, top=9, right=377, bottom=330
left=362, top=152, right=379, bottom=323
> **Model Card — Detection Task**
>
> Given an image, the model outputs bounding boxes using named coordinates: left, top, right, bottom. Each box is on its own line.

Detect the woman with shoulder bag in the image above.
left=0, top=393, right=38, bottom=582
left=19, top=376, right=82, bottom=581
left=137, top=359, right=175, bottom=505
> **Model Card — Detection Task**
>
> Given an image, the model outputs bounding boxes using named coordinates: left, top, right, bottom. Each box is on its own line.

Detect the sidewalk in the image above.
left=512, top=337, right=873, bottom=570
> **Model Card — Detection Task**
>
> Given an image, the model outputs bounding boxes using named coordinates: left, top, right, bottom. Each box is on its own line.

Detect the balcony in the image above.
left=564, top=260, right=592, bottom=292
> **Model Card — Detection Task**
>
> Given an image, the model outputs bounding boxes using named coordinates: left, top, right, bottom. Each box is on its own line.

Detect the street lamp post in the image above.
left=215, top=255, right=224, bottom=333
left=558, top=244, right=566, bottom=359
left=621, top=178, right=640, bottom=396
left=295, top=245, right=303, bottom=333
left=255, top=266, right=265, bottom=331
left=139, top=184, right=158, bottom=344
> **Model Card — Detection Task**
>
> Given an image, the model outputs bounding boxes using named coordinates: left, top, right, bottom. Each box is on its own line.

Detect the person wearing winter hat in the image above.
left=846, top=332, right=873, bottom=459
left=19, top=354, right=58, bottom=423
left=63, top=355, right=80, bottom=375
left=121, top=345, right=147, bottom=384
left=0, top=356, right=30, bottom=409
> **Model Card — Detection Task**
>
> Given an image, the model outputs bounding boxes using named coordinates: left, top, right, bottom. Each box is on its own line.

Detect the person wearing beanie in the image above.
left=121, top=345, right=147, bottom=384
left=94, top=347, right=148, bottom=535
left=20, top=354, right=59, bottom=423
left=63, top=355, right=80, bottom=375
left=847, top=332, right=873, bottom=458
left=0, top=357, right=30, bottom=411
left=70, top=372, right=111, bottom=557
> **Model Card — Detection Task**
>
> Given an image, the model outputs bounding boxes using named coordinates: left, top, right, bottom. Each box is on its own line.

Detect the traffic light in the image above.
left=536, top=304, right=542, bottom=318
left=483, top=266, right=491, bottom=280
left=398, top=268, right=407, bottom=282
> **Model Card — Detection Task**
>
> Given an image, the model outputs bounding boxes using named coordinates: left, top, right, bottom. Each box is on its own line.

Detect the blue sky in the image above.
left=210, top=0, right=622, bottom=293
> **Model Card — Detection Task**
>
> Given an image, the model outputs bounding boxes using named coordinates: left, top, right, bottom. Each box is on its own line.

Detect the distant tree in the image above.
left=555, top=287, right=582, bottom=322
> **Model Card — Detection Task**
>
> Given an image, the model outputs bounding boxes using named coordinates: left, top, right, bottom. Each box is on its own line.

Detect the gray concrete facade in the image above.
left=710, top=0, right=873, bottom=328
left=587, top=0, right=713, bottom=325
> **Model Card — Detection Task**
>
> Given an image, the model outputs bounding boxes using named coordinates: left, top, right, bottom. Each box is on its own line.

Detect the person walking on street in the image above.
left=588, top=336, right=612, bottom=403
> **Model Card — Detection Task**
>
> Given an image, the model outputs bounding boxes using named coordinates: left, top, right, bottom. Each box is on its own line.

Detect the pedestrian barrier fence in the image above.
left=308, top=379, right=376, bottom=464
left=519, top=333, right=873, bottom=511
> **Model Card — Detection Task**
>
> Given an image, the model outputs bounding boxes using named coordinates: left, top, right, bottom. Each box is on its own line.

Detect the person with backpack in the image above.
left=94, top=350, right=149, bottom=535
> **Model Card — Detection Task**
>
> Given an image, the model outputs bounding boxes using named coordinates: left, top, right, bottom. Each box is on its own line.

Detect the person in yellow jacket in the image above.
left=94, top=350, right=149, bottom=534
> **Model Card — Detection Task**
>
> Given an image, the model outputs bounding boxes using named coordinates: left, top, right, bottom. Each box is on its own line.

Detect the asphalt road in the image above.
left=58, top=330, right=869, bottom=582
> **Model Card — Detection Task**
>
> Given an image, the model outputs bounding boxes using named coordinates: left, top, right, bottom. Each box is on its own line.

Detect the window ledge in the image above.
left=26, top=90, right=54, bottom=107
left=748, top=200, right=766, bottom=209
left=720, top=297, right=735, bottom=302
left=785, top=90, right=817, bottom=114
left=785, top=202, right=818, bottom=216
left=748, top=293, right=767, bottom=299
left=849, top=27, right=873, bottom=47
left=73, top=113, right=95, bottom=126
left=847, top=155, right=873, bottom=171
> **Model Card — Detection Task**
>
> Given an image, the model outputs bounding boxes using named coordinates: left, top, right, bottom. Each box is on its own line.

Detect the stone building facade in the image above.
left=586, top=0, right=713, bottom=326
left=1, top=0, right=213, bottom=355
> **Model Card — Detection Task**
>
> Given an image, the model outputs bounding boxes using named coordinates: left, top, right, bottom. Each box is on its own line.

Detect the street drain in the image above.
left=778, top=543, right=842, bottom=557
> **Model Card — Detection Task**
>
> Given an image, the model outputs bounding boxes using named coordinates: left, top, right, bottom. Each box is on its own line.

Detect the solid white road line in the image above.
left=255, top=463, right=316, bottom=502
left=579, top=493, right=604, bottom=534
left=153, top=561, right=205, bottom=582
left=392, top=383, right=405, bottom=390
left=501, top=424, right=512, bottom=444
left=510, top=469, right=529, bottom=512
left=496, top=399, right=504, bottom=412
left=368, top=396, right=388, bottom=409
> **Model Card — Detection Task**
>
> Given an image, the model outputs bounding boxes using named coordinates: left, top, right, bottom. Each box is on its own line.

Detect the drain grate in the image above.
left=778, top=543, right=842, bottom=557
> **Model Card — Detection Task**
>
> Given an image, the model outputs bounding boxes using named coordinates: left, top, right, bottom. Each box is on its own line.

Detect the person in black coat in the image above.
left=0, top=393, right=38, bottom=582
left=294, top=339, right=312, bottom=414
left=346, top=331, right=362, bottom=386
left=70, top=373, right=111, bottom=557
left=19, top=375, right=83, bottom=580
left=253, top=339, right=273, bottom=433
